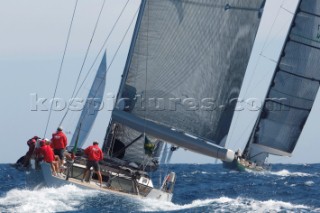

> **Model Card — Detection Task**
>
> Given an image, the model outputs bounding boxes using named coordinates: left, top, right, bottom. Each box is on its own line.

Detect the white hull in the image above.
left=26, top=161, right=173, bottom=202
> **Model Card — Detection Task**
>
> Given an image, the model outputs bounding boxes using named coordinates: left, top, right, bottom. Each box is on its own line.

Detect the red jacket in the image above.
left=84, top=145, right=103, bottom=161
left=51, top=131, right=67, bottom=149
left=38, top=145, right=55, bottom=163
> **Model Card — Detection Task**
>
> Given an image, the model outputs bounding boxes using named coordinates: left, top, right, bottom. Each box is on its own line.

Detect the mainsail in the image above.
left=244, top=0, right=320, bottom=163
left=104, top=0, right=264, bottom=167
left=69, top=53, right=107, bottom=148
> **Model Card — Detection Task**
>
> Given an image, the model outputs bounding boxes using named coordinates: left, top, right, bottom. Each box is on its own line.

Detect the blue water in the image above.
left=0, top=163, right=319, bottom=212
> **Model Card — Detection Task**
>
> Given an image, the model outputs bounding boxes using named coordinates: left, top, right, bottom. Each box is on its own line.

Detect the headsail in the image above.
left=245, top=0, right=320, bottom=162
left=69, top=53, right=107, bottom=148
left=160, top=143, right=169, bottom=164
left=104, top=0, right=264, bottom=166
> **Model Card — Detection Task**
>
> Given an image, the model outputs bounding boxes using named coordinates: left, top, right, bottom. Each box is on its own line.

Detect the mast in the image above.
left=115, top=0, right=147, bottom=103
left=102, top=0, right=146, bottom=153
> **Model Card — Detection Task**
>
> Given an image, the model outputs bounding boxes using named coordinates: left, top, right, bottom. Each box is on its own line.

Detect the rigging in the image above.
left=59, top=0, right=131, bottom=126
left=59, top=0, right=106, bottom=126
left=43, top=0, right=79, bottom=137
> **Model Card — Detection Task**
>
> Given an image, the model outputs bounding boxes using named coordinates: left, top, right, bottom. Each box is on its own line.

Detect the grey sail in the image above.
left=247, top=0, right=320, bottom=159
left=104, top=0, right=264, bottom=168
left=70, top=53, right=107, bottom=148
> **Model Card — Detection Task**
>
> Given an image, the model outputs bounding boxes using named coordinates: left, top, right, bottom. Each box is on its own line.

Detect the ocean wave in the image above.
left=0, top=185, right=98, bottom=213
left=245, top=168, right=313, bottom=177
left=139, top=197, right=311, bottom=212
left=191, top=171, right=209, bottom=175
left=0, top=164, right=319, bottom=212
left=267, top=170, right=313, bottom=177
left=304, top=181, right=314, bottom=186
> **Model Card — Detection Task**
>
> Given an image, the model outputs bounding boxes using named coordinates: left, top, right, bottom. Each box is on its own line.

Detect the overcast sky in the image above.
left=0, top=0, right=318, bottom=165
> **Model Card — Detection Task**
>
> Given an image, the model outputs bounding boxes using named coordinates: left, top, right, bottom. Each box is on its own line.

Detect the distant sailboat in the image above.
left=224, top=0, right=320, bottom=171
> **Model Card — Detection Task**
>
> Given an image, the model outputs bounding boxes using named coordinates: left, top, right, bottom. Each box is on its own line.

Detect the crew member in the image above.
left=23, top=136, right=39, bottom=167
left=51, top=126, right=68, bottom=168
left=82, top=141, right=104, bottom=187
left=38, top=140, right=59, bottom=176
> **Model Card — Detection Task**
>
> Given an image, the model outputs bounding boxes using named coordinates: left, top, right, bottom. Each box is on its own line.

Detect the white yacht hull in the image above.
left=26, top=161, right=173, bottom=202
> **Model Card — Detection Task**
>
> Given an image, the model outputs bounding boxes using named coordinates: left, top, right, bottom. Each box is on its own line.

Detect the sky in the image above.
left=0, top=0, right=318, bottom=165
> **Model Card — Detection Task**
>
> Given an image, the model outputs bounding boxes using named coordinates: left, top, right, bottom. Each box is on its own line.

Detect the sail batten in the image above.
left=271, top=88, right=314, bottom=102
left=265, top=100, right=310, bottom=112
left=300, top=0, right=320, bottom=15
left=278, top=69, right=320, bottom=82
left=290, top=39, right=320, bottom=50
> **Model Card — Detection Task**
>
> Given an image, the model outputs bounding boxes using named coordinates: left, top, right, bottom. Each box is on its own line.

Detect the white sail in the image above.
left=69, top=53, right=107, bottom=148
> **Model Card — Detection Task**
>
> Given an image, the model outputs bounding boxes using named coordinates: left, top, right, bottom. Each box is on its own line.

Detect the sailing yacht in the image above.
left=224, top=0, right=320, bottom=171
left=25, top=52, right=176, bottom=201
left=24, top=0, right=320, bottom=201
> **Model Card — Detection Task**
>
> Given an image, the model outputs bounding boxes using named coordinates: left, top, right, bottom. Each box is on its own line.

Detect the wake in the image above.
left=139, top=196, right=312, bottom=212
left=246, top=169, right=314, bottom=177
left=269, top=169, right=313, bottom=177
left=0, top=185, right=98, bottom=213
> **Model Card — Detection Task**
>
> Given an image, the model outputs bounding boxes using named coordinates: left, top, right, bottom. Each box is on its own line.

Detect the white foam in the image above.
left=139, top=197, right=224, bottom=212
left=246, top=169, right=313, bottom=177
left=191, top=171, right=208, bottom=175
left=0, top=185, right=314, bottom=212
left=304, top=181, right=314, bottom=186
left=0, top=185, right=98, bottom=213
left=284, top=182, right=297, bottom=187
left=268, top=169, right=312, bottom=177
left=139, top=196, right=311, bottom=212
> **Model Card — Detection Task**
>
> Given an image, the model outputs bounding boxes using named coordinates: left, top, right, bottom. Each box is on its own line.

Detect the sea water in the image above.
left=0, top=163, right=319, bottom=212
